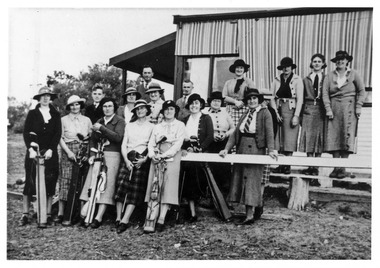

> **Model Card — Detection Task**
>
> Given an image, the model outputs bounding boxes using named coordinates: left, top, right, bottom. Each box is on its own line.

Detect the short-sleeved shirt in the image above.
left=61, top=113, right=92, bottom=143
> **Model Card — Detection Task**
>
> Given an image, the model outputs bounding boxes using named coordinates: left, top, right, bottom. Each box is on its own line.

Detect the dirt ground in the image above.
left=6, top=132, right=372, bottom=260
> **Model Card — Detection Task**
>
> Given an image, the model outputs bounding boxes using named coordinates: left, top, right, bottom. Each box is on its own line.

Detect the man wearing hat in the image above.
left=222, top=59, right=255, bottom=127
left=146, top=82, right=165, bottom=124
left=56, top=95, right=92, bottom=224
left=322, top=50, right=365, bottom=179
left=136, top=65, right=165, bottom=102
left=176, top=79, right=194, bottom=121
left=21, top=86, right=62, bottom=227
left=85, top=85, right=105, bottom=124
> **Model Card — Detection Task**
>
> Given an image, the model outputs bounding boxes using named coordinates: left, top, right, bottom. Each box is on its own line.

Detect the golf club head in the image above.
left=29, top=132, right=38, bottom=143
left=30, top=142, right=39, bottom=149
left=90, top=148, right=98, bottom=153
left=77, top=133, right=85, bottom=141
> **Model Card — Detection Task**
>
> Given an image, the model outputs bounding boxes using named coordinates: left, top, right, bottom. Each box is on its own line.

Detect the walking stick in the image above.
left=29, top=132, right=47, bottom=228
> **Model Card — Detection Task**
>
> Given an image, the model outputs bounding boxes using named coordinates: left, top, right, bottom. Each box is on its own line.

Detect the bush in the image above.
left=12, top=115, right=27, bottom=133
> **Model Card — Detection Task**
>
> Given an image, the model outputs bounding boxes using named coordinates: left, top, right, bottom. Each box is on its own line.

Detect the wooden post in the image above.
left=287, top=177, right=309, bottom=210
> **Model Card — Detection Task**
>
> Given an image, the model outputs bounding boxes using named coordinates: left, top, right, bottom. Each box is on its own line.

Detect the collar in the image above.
left=102, top=114, right=116, bottom=125
left=334, top=67, right=351, bottom=76
left=208, top=108, right=221, bottom=113
left=68, top=113, right=81, bottom=121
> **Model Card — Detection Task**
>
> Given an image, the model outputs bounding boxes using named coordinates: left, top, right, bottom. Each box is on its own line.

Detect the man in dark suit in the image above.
left=84, top=85, right=105, bottom=124
left=136, top=65, right=154, bottom=102
left=176, top=79, right=194, bottom=121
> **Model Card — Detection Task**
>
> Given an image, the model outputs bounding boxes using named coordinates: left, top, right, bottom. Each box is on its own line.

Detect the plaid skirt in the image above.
left=226, top=104, right=248, bottom=127
left=114, top=159, right=151, bottom=205
left=59, top=142, right=81, bottom=201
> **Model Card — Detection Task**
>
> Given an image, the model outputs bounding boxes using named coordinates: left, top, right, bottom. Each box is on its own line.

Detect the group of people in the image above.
left=20, top=50, right=365, bottom=232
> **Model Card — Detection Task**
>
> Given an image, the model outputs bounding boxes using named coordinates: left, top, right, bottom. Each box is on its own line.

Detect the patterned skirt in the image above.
left=299, top=102, right=325, bottom=153
left=59, top=142, right=81, bottom=201
left=275, top=103, right=300, bottom=152
left=228, top=136, right=265, bottom=207
left=226, top=104, right=249, bottom=127
left=114, top=159, right=151, bottom=205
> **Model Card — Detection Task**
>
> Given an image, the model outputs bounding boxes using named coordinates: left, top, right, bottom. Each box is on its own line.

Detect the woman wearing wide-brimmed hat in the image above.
left=20, top=87, right=62, bottom=227
left=205, top=91, right=235, bottom=194
left=222, top=59, right=255, bottom=126
left=322, top=50, right=365, bottom=179
left=144, top=100, right=186, bottom=233
left=54, top=95, right=92, bottom=225
left=299, top=54, right=327, bottom=176
left=116, top=87, right=141, bottom=123
left=114, top=99, right=154, bottom=234
left=146, top=82, right=165, bottom=124
left=181, top=93, right=214, bottom=222
left=220, top=88, right=277, bottom=225
left=270, top=57, right=304, bottom=174
left=79, top=97, right=125, bottom=229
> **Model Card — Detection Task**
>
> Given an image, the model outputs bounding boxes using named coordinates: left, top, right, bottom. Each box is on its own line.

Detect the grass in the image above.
left=7, top=132, right=26, bottom=184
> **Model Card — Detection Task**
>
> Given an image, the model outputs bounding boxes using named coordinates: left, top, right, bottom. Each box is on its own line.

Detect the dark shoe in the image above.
left=301, top=167, right=312, bottom=175
left=53, top=215, right=63, bottom=224
left=283, top=165, right=291, bottom=174
left=46, top=216, right=53, bottom=225
left=310, top=167, right=319, bottom=176
left=336, top=168, right=347, bottom=179
left=224, top=217, right=233, bottom=223
left=19, top=215, right=29, bottom=226
left=115, top=220, right=120, bottom=228
left=91, top=219, right=102, bottom=229
left=189, top=215, right=198, bottom=223
left=156, top=223, right=165, bottom=233
left=117, top=222, right=131, bottom=234
left=78, top=218, right=86, bottom=227
left=236, top=217, right=255, bottom=226
left=329, top=168, right=339, bottom=178
left=272, top=166, right=284, bottom=173
left=254, top=206, right=263, bottom=220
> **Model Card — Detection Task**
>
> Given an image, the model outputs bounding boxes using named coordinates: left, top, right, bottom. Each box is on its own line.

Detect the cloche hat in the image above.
left=65, top=95, right=86, bottom=111
left=277, top=57, right=297, bottom=70
left=229, top=59, right=250, bottom=73
left=33, top=86, right=58, bottom=101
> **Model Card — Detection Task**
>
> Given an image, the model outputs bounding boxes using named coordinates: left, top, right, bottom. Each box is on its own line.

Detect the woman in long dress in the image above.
left=79, top=97, right=125, bottom=228
left=114, top=100, right=154, bottom=234
left=144, top=100, right=186, bottom=233
left=181, top=94, right=214, bottom=222
left=270, top=57, right=304, bottom=174
left=220, top=88, right=277, bottom=225
left=21, top=87, right=61, bottom=227
left=322, top=50, right=365, bottom=178
left=299, top=54, right=327, bottom=176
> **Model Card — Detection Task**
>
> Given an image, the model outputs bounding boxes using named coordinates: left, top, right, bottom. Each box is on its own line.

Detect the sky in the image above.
left=7, top=6, right=257, bottom=103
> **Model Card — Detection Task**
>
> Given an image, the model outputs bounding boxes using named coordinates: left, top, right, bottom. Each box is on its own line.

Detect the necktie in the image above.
left=244, top=109, right=255, bottom=133
left=313, top=74, right=319, bottom=98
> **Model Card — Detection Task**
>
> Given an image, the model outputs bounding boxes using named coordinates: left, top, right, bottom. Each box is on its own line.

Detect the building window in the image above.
left=184, top=56, right=238, bottom=101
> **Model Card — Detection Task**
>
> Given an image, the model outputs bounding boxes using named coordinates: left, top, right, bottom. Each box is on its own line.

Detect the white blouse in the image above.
left=148, top=119, right=186, bottom=158
left=123, top=120, right=154, bottom=154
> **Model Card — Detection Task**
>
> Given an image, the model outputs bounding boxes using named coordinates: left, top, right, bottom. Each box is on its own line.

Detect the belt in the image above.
left=277, top=98, right=295, bottom=102
left=240, top=132, right=257, bottom=138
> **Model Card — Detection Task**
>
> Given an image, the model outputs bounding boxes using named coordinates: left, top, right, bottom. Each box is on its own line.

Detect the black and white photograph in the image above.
left=4, top=0, right=378, bottom=265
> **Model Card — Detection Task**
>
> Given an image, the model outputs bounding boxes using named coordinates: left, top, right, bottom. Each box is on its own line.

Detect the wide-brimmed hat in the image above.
left=207, top=91, right=224, bottom=104
left=277, top=57, right=297, bottom=70
left=243, top=88, right=264, bottom=104
left=330, top=50, right=353, bottom=63
left=65, top=95, right=86, bottom=111
left=33, top=86, right=58, bottom=101
left=130, top=99, right=151, bottom=115
left=160, top=100, right=180, bottom=115
left=185, top=93, right=206, bottom=110
left=145, top=82, right=164, bottom=94
left=122, top=87, right=141, bottom=99
left=229, top=59, right=250, bottom=73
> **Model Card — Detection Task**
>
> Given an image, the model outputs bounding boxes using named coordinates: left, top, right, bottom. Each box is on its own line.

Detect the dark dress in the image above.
left=181, top=114, right=214, bottom=200
left=23, top=104, right=61, bottom=197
